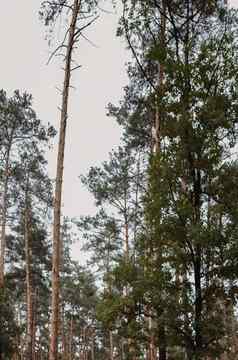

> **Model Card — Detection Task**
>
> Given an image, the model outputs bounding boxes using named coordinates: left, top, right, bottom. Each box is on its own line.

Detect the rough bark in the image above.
left=49, top=1, right=81, bottom=359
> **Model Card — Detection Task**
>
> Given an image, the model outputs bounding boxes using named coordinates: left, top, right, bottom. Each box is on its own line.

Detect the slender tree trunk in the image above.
left=154, top=0, right=166, bottom=155
left=132, top=153, right=141, bottom=261
left=109, top=330, right=113, bottom=360
left=121, top=338, right=125, bottom=360
left=193, top=150, right=202, bottom=358
left=125, top=218, right=129, bottom=262
left=148, top=315, right=156, bottom=360
left=91, top=332, right=95, bottom=360
left=32, top=290, right=37, bottom=360
left=25, top=195, right=34, bottom=360
left=49, top=1, right=81, bottom=359
left=68, top=316, right=73, bottom=360
left=157, top=2, right=167, bottom=357
left=61, top=309, right=67, bottom=360
left=0, top=146, right=11, bottom=288
left=123, top=187, right=129, bottom=263
left=124, top=210, right=136, bottom=359
left=82, top=327, right=87, bottom=360
left=194, top=249, right=202, bottom=360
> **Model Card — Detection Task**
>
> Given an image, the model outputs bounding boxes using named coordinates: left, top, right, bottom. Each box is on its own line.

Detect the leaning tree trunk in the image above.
left=49, top=1, right=81, bottom=359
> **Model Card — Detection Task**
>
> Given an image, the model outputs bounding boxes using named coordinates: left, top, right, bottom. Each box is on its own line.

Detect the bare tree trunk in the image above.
left=24, top=194, right=34, bottom=360
left=49, top=1, right=81, bottom=359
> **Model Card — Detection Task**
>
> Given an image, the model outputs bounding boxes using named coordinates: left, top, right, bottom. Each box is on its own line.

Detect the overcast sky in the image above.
left=0, top=1, right=238, bottom=260
left=0, top=1, right=129, bottom=216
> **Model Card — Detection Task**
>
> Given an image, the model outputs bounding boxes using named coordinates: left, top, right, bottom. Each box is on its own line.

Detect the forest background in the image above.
left=1, top=1, right=238, bottom=360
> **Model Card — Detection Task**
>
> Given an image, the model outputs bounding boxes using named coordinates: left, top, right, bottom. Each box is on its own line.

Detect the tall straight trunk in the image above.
left=24, top=195, right=34, bottom=360
left=0, top=146, right=11, bottom=288
left=49, top=1, right=80, bottom=359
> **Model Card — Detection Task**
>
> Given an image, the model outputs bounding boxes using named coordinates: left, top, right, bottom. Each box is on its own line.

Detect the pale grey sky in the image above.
left=0, top=1, right=237, bottom=260
left=0, top=1, right=129, bottom=220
